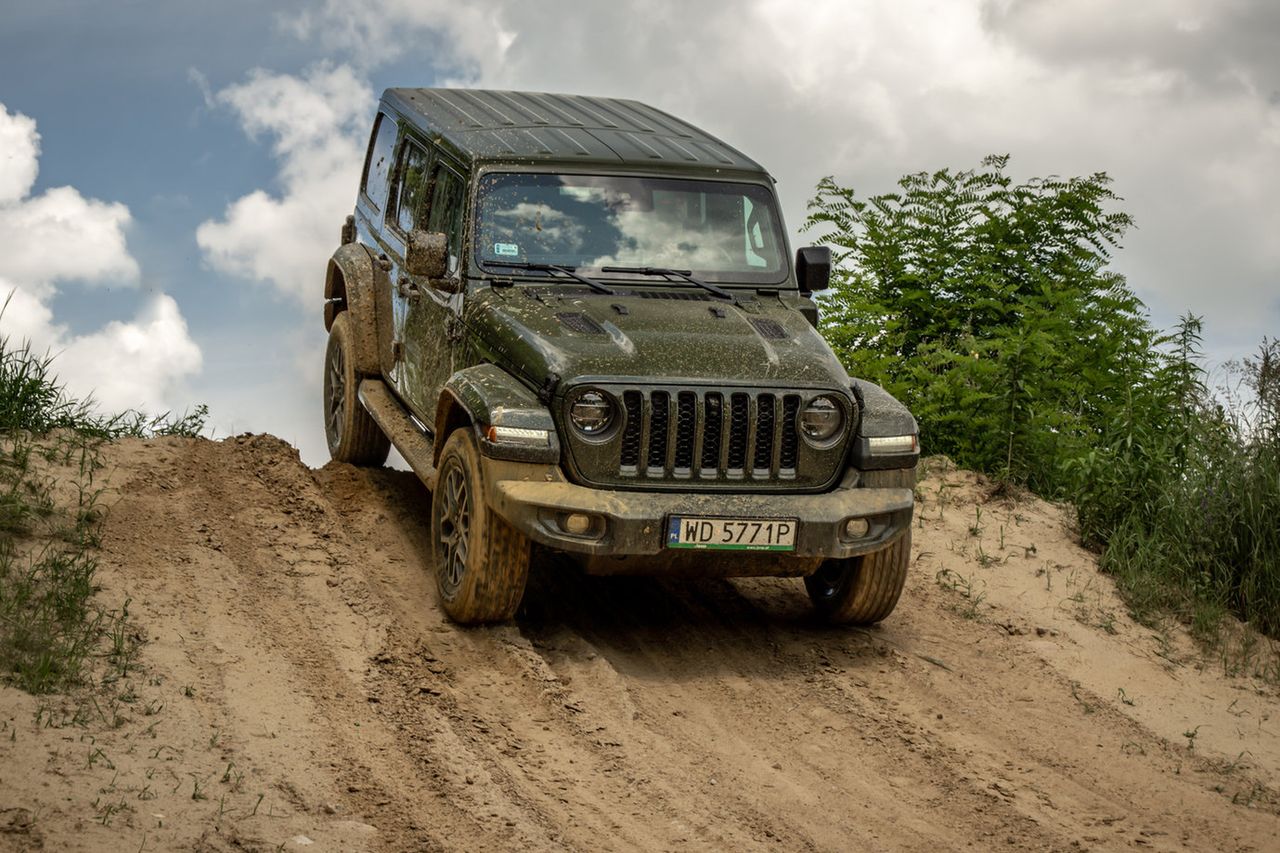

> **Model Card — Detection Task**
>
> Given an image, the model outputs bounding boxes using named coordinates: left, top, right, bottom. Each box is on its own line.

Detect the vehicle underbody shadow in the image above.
left=515, top=545, right=900, bottom=681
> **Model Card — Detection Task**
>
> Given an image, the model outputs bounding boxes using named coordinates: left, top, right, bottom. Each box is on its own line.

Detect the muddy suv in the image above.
left=322, top=89, right=919, bottom=625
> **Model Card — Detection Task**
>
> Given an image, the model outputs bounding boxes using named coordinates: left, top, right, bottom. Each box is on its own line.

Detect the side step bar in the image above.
left=357, top=379, right=437, bottom=490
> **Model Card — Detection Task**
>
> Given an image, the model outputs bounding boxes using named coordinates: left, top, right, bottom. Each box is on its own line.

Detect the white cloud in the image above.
left=52, top=295, right=202, bottom=415
left=195, top=63, right=374, bottom=303
left=278, top=0, right=513, bottom=75
left=0, top=186, right=138, bottom=295
left=0, top=106, right=39, bottom=204
left=0, top=102, right=202, bottom=415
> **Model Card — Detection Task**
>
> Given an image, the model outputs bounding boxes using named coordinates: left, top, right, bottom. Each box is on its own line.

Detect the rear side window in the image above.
left=361, top=112, right=398, bottom=211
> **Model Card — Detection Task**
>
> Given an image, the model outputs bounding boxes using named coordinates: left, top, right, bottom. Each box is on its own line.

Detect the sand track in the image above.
left=2, top=434, right=1278, bottom=851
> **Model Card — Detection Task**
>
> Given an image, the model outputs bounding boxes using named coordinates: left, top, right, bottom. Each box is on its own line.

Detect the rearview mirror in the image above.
left=406, top=229, right=448, bottom=279
left=795, top=246, right=832, bottom=295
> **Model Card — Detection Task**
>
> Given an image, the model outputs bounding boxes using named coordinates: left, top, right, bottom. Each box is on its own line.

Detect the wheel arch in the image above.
left=433, top=390, right=473, bottom=466
left=324, top=243, right=381, bottom=376
left=433, top=364, right=560, bottom=465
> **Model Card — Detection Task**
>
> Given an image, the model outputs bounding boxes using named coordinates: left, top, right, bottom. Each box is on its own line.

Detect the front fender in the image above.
left=439, top=364, right=561, bottom=464
left=851, top=379, right=920, bottom=470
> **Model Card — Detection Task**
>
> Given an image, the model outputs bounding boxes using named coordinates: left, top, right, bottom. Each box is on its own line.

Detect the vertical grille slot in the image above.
left=700, top=393, right=722, bottom=473
left=620, top=391, right=642, bottom=470
left=727, top=393, right=749, bottom=471
left=646, top=391, right=670, bottom=473
left=753, top=395, right=775, bottom=472
left=779, top=395, right=800, bottom=472
left=674, top=391, right=697, bottom=473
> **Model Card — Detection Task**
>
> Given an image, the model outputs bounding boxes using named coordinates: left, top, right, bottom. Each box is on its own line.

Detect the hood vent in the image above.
left=750, top=318, right=788, bottom=340
left=631, top=290, right=711, bottom=301
left=556, top=312, right=606, bottom=335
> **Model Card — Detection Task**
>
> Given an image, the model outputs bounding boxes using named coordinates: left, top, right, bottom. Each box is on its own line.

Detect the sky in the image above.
left=0, top=0, right=1276, bottom=465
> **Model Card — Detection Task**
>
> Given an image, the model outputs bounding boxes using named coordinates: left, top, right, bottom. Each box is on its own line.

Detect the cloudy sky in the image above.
left=1, top=0, right=1276, bottom=463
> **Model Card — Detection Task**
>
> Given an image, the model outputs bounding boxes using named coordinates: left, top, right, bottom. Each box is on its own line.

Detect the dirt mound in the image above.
left=2, top=437, right=1278, bottom=851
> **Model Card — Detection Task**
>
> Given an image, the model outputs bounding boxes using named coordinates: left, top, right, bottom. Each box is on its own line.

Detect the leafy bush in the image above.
left=806, top=158, right=1280, bottom=641
left=805, top=155, right=1167, bottom=492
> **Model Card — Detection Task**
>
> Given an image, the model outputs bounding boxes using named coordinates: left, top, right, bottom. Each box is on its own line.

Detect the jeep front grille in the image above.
left=562, top=385, right=853, bottom=492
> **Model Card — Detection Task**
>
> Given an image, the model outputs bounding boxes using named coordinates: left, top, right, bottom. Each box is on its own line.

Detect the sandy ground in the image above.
left=2, top=434, right=1279, bottom=852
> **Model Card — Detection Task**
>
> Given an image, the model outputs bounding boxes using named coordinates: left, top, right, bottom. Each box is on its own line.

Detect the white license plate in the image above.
left=665, top=516, right=797, bottom=552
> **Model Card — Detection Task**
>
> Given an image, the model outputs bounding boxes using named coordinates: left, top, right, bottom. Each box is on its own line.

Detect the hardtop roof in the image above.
left=382, top=88, right=768, bottom=177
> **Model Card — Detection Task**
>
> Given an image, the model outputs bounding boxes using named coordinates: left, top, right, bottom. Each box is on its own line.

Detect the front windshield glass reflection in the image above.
left=474, top=173, right=788, bottom=284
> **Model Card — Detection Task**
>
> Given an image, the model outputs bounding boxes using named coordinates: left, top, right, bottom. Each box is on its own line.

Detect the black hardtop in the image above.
left=382, top=88, right=768, bottom=178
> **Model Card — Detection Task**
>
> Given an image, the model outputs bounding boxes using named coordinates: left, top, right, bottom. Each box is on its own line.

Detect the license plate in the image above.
left=665, top=516, right=797, bottom=552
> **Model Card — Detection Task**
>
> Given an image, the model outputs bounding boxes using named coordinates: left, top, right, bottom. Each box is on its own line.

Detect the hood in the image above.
left=463, top=284, right=851, bottom=393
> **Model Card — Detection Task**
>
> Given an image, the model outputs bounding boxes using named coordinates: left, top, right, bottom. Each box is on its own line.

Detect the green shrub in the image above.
left=807, top=159, right=1280, bottom=641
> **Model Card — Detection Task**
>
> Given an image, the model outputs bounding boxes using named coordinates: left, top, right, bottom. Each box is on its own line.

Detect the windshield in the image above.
left=474, top=173, right=789, bottom=284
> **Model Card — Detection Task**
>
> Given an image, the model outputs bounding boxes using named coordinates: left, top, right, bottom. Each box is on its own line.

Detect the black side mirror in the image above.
left=406, top=229, right=448, bottom=279
left=795, top=246, right=832, bottom=295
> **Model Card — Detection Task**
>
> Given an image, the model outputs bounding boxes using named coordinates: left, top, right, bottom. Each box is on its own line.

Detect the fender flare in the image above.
left=435, top=364, right=560, bottom=464
left=851, top=379, right=919, bottom=470
left=324, top=243, right=382, bottom=376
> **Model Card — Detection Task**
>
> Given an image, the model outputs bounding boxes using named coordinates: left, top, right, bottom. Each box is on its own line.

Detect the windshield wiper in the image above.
left=600, top=266, right=736, bottom=301
left=485, top=261, right=614, bottom=295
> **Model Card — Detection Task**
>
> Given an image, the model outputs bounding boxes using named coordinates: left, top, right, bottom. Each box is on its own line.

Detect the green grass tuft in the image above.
left=0, top=306, right=208, bottom=693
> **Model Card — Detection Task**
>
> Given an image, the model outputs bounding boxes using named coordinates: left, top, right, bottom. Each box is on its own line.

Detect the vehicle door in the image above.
left=381, top=135, right=463, bottom=417
left=380, top=136, right=435, bottom=414
left=401, top=160, right=467, bottom=418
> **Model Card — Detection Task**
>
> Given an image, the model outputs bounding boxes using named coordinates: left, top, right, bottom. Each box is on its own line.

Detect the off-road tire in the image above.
left=430, top=429, right=531, bottom=624
left=324, top=312, right=391, bottom=466
left=805, top=530, right=912, bottom=625
left=802, top=465, right=917, bottom=624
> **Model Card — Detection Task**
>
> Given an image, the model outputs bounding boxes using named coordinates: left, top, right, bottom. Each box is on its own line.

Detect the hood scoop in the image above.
left=750, top=317, right=788, bottom=340
left=556, top=312, right=606, bottom=335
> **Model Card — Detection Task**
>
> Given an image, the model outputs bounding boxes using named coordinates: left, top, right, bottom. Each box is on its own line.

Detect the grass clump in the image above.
left=0, top=315, right=206, bottom=693
left=1072, top=333, right=1280, bottom=639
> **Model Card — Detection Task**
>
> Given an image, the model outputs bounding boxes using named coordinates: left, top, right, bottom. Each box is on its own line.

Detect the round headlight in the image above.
left=800, top=395, right=844, bottom=443
left=569, top=390, right=614, bottom=435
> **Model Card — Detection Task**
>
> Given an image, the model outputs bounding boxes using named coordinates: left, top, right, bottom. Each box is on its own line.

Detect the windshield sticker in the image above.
left=493, top=242, right=520, bottom=257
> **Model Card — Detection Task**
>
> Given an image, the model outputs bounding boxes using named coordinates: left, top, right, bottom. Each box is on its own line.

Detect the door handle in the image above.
left=397, top=275, right=421, bottom=301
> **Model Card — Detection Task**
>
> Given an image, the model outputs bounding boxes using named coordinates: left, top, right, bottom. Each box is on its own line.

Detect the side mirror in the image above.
left=406, top=229, right=448, bottom=279
left=795, top=246, right=832, bottom=295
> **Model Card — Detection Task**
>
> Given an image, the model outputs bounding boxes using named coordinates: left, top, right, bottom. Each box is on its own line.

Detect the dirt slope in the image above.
left=2, top=435, right=1279, bottom=852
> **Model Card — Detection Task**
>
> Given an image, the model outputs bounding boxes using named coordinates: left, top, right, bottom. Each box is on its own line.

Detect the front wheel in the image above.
left=323, top=312, right=391, bottom=466
left=805, top=530, right=911, bottom=625
left=430, top=429, right=531, bottom=624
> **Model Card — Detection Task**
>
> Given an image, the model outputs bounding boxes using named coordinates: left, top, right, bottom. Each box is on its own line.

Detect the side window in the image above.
left=426, top=167, right=465, bottom=276
left=387, top=141, right=431, bottom=235
left=360, top=112, right=398, bottom=211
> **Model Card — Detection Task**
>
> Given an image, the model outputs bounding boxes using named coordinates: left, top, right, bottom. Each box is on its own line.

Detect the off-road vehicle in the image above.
left=323, top=89, right=919, bottom=624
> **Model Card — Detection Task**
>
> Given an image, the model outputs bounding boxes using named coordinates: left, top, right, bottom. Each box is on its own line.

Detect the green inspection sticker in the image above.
left=493, top=242, right=520, bottom=257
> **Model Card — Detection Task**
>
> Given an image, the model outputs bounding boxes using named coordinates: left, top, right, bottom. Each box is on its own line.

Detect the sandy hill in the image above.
left=1, top=434, right=1278, bottom=852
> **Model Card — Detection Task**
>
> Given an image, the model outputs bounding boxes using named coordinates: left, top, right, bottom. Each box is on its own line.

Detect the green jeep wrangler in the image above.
left=323, top=89, right=919, bottom=625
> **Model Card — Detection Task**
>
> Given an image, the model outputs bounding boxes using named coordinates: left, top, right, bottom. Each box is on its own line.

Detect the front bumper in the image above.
left=482, top=458, right=914, bottom=562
